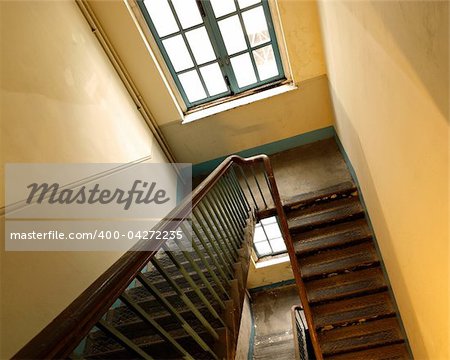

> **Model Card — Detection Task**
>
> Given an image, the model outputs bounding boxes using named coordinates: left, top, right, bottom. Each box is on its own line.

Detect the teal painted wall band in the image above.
left=248, top=278, right=296, bottom=293
left=193, top=126, right=335, bottom=177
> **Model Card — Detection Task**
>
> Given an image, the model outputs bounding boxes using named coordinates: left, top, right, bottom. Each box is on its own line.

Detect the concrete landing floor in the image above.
left=194, top=137, right=352, bottom=202
left=270, top=138, right=352, bottom=201
left=251, top=285, right=300, bottom=360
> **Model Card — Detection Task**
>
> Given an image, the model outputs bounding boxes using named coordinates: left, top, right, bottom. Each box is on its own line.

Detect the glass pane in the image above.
left=253, top=225, right=266, bottom=243
left=264, top=223, right=282, bottom=240
left=261, top=216, right=277, bottom=225
left=143, top=0, right=179, bottom=37
left=210, top=0, right=236, bottom=18
left=200, top=63, right=228, bottom=96
left=178, top=70, right=207, bottom=102
left=162, top=35, right=194, bottom=72
left=253, top=45, right=278, bottom=80
left=230, top=53, right=257, bottom=88
left=238, top=0, right=261, bottom=9
left=242, top=6, right=270, bottom=47
left=270, top=238, right=287, bottom=253
left=218, top=16, right=247, bottom=55
left=255, top=241, right=272, bottom=256
left=172, top=0, right=202, bottom=29
left=186, top=27, right=216, bottom=65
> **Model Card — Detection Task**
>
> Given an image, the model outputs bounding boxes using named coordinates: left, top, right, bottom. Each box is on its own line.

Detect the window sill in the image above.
left=182, top=82, right=297, bottom=124
left=254, top=253, right=290, bottom=269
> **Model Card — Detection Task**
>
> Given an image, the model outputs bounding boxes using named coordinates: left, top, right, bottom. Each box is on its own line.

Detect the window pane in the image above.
left=253, top=45, right=278, bottom=80
left=162, top=35, right=194, bottom=72
left=264, top=223, right=282, bottom=240
left=172, top=0, right=202, bottom=29
left=253, top=225, right=266, bottom=243
left=270, top=238, right=287, bottom=253
left=255, top=242, right=272, bottom=256
left=210, top=0, right=236, bottom=18
left=261, top=216, right=277, bottom=225
left=242, top=6, right=270, bottom=47
left=178, top=70, right=207, bottom=102
left=218, top=16, right=247, bottom=55
left=143, top=0, right=179, bottom=37
left=238, top=0, right=261, bottom=9
left=186, top=27, right=216, bottom=65
left=200, top=63, right=227, bottom=96
left=230, top=53, right=257, bottom=88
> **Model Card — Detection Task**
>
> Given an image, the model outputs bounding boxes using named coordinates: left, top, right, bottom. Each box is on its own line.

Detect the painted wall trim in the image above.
left=193, top=126, right=335, bottom=177
left=248, top=278, right=296, bottom=293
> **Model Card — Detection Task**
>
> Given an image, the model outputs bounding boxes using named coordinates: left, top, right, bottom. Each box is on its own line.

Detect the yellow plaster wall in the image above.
left=317, top=2, right=449, bottom=358
left=247, top=257, right=294, bottom=289
left=0, top=1, right=170, bottom=357
left=161, top=75, right=333, bottom=163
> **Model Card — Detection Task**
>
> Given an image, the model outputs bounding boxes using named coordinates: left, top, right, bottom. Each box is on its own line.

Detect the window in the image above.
left=138, top=0, right=285, bottom=109
left=253, top=216, right=287, bottom=258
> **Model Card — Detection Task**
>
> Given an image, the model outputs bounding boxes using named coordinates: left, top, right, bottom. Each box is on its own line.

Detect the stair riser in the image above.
left=86, top=331, right=216, bottom=359
left=102, top=307, right=223, bottom=341
left=305, top=268, right=388, bottom=304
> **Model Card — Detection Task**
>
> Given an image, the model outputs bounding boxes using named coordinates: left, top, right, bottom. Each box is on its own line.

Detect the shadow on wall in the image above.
left=342, top=1, right=449, bottom=121
left=329, top=85, right=428, bottom=357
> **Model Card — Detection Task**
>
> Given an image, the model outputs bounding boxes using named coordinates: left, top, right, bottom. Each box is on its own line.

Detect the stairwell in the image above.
left=12, top=151, right=412, bottom=360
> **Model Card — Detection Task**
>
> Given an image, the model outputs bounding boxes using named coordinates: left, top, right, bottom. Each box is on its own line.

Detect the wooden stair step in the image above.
left=306, top=267, right=387, bottom=303
left=326, top=343, right=411, bottom=360
left=299, top=242, right=379, bottom=279
left=288, top=197, right=364, bottom=232
left=285, top=181, right=357, bottom=209
left=319, top=317, right=404, bottom=356
left=112, top=282, right=222, bottom=324
left=149, top=254, right=215, bottom=278
left=133, top=265, right=216, bottom=296
left=108, top=303, right=221, bottom=338
left=294, top=219, right=372, bottom=255
left=85, top=327, right=218, bottom=359
left=312, top=292, right=396, bottom=328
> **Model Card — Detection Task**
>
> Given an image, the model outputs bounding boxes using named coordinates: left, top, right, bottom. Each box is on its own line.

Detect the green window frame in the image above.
left=253, top=216, right=287, bottom=258
left=138, top=0, right=285, bottom=109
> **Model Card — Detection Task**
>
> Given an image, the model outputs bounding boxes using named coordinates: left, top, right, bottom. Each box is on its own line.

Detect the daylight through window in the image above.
left=138, top=0, right=285, bottom=109
left=253, top=216, right=287, bottom=258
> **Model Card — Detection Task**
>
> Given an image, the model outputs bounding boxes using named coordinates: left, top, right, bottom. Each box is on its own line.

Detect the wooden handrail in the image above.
left=257, top=155, right=323, bottom=360
left=13, top=154, right=322, bottom=359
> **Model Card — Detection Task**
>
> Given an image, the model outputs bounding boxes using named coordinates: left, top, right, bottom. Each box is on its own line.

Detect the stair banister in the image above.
left=12, top=154, right=322, bottom=359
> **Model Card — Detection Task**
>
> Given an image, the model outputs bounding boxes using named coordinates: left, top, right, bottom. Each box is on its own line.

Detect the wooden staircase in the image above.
left=12, top=155, right=412, bottom=360
left=78, top=231, right=253, bottom=359
left=285, top=182, right=411, bottom=359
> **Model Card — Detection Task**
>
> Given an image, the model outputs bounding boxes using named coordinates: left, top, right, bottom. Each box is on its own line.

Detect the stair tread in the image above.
left=312, top=292, right=396, bottom=328
left=288, top=196, right=364, bottom=232
left=285, top=181, right=357, bottom=209
left=294, top=219, right=372, bottom=255
left=85, top=326, right=218, bottom=358
left=108, top=302, right=218, bottom=333
left=326, top=343, right=411, bottom=360
left=306, top=267, right=387, bottom=303
left=299, top=242, right=379, bottom=278
left=319, top=317, right=404, bottom=355
left=108, top=281, right=223, bottom=332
